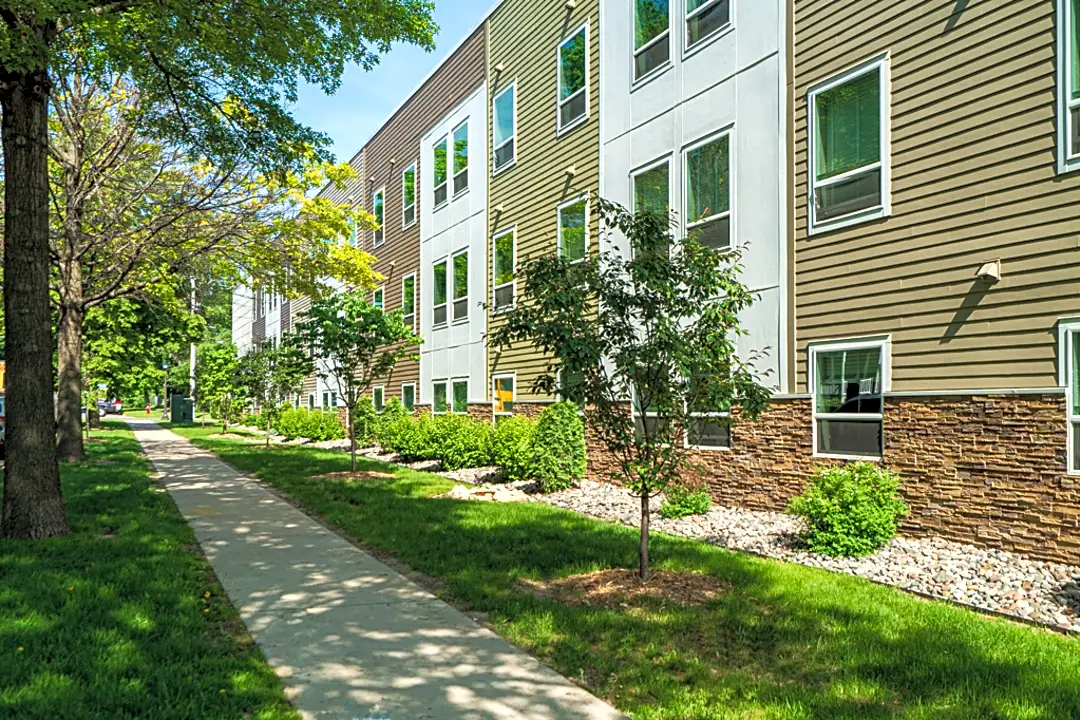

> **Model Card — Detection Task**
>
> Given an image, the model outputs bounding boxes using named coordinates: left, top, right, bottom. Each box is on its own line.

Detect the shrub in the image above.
left=433, top=414, right=493, bottom=470
left=352, top=397, right=378, bottom=446
left=787, top=462, right=908, bottom=557
left=659, top=485, right=713, bottom=519
left=530, top=402, right=587, bottom=492
left=376, top=397, right=409, bottom=447
left=317, top=410, right=347, bottom=441
left=379, top=414, right=417, bottom=455
left=277, top=407, right=302, bottom=439
left=254, top=412, right=269, bottom=430
left=398, top=413, right=437, bottom=460
left=491, top=415, right=538, bottom=482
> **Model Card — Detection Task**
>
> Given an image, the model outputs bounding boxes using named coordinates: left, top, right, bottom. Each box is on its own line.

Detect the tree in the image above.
left=0, top=0, right=435, bottom=540
left=297, top=292, right=421, bottom=472
left=236, top=337, right=312, bottom=446
left=491, top=199, right=773, bottom=580
left=48, top=71, right=379, bottom=463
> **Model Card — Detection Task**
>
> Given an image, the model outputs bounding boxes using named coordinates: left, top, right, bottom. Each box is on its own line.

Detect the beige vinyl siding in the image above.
left=794, top=0, right=1080, bottom=393
left=362, top=29, right=487, bottom=400
left=486, top=0, right=601, bottom=401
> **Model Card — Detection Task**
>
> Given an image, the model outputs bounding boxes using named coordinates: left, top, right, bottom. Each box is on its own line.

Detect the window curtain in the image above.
left=815, top=69, right=880, bottom=181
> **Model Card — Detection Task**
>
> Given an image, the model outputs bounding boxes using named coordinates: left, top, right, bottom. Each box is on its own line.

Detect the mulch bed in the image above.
left=308, top=470, right=397, bottom=482
left=519, top=569, right=725, bottom=609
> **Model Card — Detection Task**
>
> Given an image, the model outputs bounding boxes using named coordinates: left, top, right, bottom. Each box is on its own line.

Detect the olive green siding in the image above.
left=486, top=0, right=601, bottom=401
left=794, top=0, right=1080, bottom=393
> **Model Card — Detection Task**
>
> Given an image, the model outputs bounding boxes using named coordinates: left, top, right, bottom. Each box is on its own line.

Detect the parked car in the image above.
left=97, top=399, right=112, bottom=416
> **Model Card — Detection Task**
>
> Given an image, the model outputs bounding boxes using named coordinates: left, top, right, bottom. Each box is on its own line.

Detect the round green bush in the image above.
left=530, top=402, right=586, bottom=492
left=787, top=462, right=908, bottom=557
left=659, top=485, right=713, bottom=519
left=376, top=397, right=409, bottom=447
left=351, top=397, right=378, bottom=446
left=491, top=415, right=538, bottom=482
left=277, top=407, right=301, bottom=439
left=429, top=414, right=493, bottom=470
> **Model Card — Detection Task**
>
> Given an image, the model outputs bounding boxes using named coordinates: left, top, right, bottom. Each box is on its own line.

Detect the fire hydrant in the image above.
left=145, top=404, right=151, bottom=415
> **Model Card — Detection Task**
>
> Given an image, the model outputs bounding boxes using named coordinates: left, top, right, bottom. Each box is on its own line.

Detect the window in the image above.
left=373, top=386, right=385, bottom=412
left=452, top=122, right=469, bottom=195
left=452, top=250, right=469, bottom=322
left=493, top=83, right=516, bottom=172
left=373, top=188, right=385, bottom=246
left=811, top=338, right=888, bottom=459
left=494, top=375, right=515, bottom=416
left=433, top=137, right=448, bottom=207
left=633, top=160, right=670, bottom=216
left=685, top=133, right=731, bottom=251
left=349, top=218, right=358, bottom=246
left=632, top=388, right=671, bottom=440
left=402, top=383, right=416, bottom=412
left=635, top=0, right=670, bottom=81
left=492, top=228, right=515, bottom=312
left=558, top=369, right=587, bottom=406
left=331, top=392, right=338, bottom=408
left=558, top=197, right=587, bottom=262
left=373, top=287, right=384, bottom=310
left=809, top=56, right=890, bottom=231
left=322, top=392, right=329, bottom=408
left=1060, top=0, right=1080, bottom=169
left=433, top=381, right=449, bottom=413
left=401, top=274, right=416, bottom=329
left=433, top=260, right=448, bottom=326
left=1061, top=322, right=1080, bottom=472
left=307, top=394, right=315, bottom=411
left=686, top=374, right=731, bottom=450
left=402, top=164, right=416, bottom=227
left=453, top=380, right=468, bottom=414
left=686, top=0, right=730, bottom=49
left=558, top=25, right=588, bottom=131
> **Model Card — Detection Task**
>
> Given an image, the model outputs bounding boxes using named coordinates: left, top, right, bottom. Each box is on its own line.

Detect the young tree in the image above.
left=0, top=1, right=435, bottom=540
left=491, top=199, right=773, bottom=580
left=48, top=72, right=379, bottom=463
left=297, top=292, right=421, bottom=472
left=237, top=338, right=312, bottom=446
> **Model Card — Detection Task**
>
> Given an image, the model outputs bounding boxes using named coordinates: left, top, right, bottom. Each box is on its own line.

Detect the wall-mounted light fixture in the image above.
left=565, top=0, right=576, bottom=8
left=494, top=62, right=505, bottom=73
left=494, top=203, right=505, bottom=213
left=565, top=165, right=577, bottom=177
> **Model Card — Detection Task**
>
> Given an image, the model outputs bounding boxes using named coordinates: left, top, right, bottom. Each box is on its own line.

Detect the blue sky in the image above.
left=293, top=1, right=494, bottom=163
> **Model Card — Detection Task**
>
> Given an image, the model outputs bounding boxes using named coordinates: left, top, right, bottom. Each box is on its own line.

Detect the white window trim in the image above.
left=557, top=194, right=590, bottom=263
left=684, top=0, right=734, bottom=55
left=632, top=1, right=671, bottom=86
left=372, top=285, right=384, bottom=310
left=373, top=187, right=386, bottom=247
left=432, top=379, right=450, bottom=414
left=452, top=120, right=470, bottom=197
left=808, top=335, right=891, bottom=461
left=1058, top=318, right=1080, bottom=474
left=492, top=82, right=517, bottom=175
left=683, top=127, right=734, bottom=244
left=1059, top=0, right=1080, bottom=173
left=432, top=258, right=449, bottom=328
left=807, top=53, right=891, bottom=236
left=401, top=382, right=416, bottom=411
left=493, top=373, right=516, bottom=416
left=556, top=22, right=590, bottom=136
left=684, top=411, right=732, bottom=452
left=433, top=136, right=449, bottom=209
left=373, top=385, right=385, bottom=412
left=401, top=163, right=417, bottom=228
left=401, top=273, right=416, bottom=329
left=451, top=248, right=469, bottom=324
left=452, top=378, right=469, bottom=415
left=492, top=226, right=516, bottom=314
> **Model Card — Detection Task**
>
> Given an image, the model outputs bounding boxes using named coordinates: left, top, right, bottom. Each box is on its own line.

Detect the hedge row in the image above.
left=272, top=407, right=346, bottom=442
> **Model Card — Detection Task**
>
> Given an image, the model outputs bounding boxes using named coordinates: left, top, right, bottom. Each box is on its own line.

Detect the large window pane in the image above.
left=814, top=69, right=881, bottom=182
left=453, top=122, right=469, bottom=194
left=434, top=383, right=448, bottom=413
left=688, top=418, right=731, bottom=448
left=559, top=200, right=587, bottom=262
left=434, top=138, right=448, bottom=206
left=634, top=162, right=669, bottom=215
left=433, top=261, right=447, bottom=325
left=635, top=0, right=669, bottom=80
left=1072, top=0, right=1080, bottom=100
left=493, top=85, right=516, bottom=170
left=686, top=135, right=730, bottom=250
left=494, top=377, right=515, bottom=414
left=453, top=252, right=468, bottom=321
left=402, top=276, right=415, bottom=321
left=453, top=381, right=468, bottom=413
left=559, top=28, right=587, bottom=127
left=817, top=419, right=882, bottom=458
left=814, top=168, right=881, bottom=221
left=373, top=190, right=384, bottom=245
left=1071, top=332, right=1080, bottom=416
left=403, top=385, right=415, bottom=411
left=402, top=166, right=416, bottom=225
left=815, top=347, right=882, bottom=414
left=687, top=0, right=730, bottom=47
left=493, top=231, right=515, bottom=311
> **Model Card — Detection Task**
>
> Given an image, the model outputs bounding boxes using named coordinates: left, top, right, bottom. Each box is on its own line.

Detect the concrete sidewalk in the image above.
left=127, top=417, right=626, bottom=720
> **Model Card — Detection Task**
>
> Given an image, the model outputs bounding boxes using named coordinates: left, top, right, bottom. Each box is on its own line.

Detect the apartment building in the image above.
left=228, top=1, right=1080, bottom=563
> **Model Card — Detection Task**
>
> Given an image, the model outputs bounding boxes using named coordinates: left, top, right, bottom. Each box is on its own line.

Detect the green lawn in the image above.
left=169, top=423, right=1080, bottom=720
left=0, top=422, right=298, bottom=720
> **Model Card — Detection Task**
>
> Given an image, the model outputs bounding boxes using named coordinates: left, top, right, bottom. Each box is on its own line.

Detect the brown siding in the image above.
left=487, top=0, right=602, bottom=401
left=794, top=0, right=1080, bottom=392
left=363, top=28, right=487, bottom=401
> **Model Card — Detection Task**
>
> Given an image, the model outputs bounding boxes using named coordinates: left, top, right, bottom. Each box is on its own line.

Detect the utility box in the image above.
left=171, top=395, right=194, bottom=424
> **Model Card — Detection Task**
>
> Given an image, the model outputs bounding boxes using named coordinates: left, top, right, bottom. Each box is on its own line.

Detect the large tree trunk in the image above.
left=639, top=486, right=650, bottom=580
left=56, top=303, right=85, bottom=462
left=0, top=63, right=69, bottom=539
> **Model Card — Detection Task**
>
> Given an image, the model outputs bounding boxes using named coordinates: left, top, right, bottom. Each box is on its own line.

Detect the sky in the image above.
left=292, top=1, right=494, bottom=163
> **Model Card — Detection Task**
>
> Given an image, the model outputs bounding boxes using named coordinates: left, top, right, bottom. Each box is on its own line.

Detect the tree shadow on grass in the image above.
left=195, top=438, right=1080, bottom=720
left=0, top=432, right=297, bottom=720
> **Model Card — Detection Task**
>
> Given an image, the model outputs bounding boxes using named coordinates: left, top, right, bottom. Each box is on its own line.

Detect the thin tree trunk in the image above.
left=348, top=406, right=356, bottom=472
left=0, top=62, right=69, bottom=539
left=639, top=486, right=650, bottom=580
left=56, top=302, right=85, bottom=461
